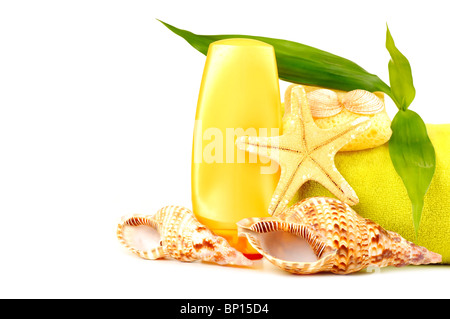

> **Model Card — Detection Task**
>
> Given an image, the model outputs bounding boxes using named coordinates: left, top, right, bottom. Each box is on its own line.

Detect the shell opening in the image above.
left=122, top=224, right=161, bottom=252
left=118, top=216, right=163, bottom=258
left=258, top=230, right=319, bottom=263
left=246, top=219, right=330, bottom=263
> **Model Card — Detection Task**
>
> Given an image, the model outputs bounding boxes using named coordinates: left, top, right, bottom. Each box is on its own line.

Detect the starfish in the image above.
left=236, top=85, right=371, bottom=217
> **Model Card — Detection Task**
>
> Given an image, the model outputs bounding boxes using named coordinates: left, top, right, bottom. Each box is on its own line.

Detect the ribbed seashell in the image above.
left=306, top=89, right=343, bottom=118
left=342, top=89, right=384, bottom=114
left=237, top=197, right=441, bottom=274
left=117, top=205, right=252, bottom=266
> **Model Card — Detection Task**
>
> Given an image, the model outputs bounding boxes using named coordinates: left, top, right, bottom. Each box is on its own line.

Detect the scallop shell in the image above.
left=238, top=197, right=441, bottom=274
left=342, top=89, right=384, bottom=114
left=306, top=89, right=343, bottom=118
left=117, top=205, right=252, bottom=266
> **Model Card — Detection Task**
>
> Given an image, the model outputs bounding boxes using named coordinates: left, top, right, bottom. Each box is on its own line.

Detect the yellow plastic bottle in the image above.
left=191, top=39, right=282, bottom=258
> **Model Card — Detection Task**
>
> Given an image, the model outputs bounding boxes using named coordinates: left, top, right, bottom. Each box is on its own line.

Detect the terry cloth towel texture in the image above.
left=297, top=124, right=450, bottom=264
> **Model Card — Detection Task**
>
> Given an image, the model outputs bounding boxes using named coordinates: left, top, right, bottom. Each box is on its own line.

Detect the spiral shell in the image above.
left=117, top=205, right=252, bottom=266
left=342, top=90, right=384, bottom=114
left=238, top=197, right=441, bottom=274
left=306, top=89, right=343, bottom=118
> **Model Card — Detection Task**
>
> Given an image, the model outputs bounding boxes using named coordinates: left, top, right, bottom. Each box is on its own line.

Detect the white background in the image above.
left=1, top=0, right=449, bottom=299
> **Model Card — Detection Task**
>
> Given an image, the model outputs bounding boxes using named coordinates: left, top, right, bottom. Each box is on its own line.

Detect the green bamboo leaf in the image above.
left=386, top=25, right=416, bottom=110
left=159, top=20, right=392, bottom=95
left=389, top=110, right=436, bottom=236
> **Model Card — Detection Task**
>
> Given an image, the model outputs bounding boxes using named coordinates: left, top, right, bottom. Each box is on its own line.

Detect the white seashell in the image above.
left=342, top=90, right=384, bottom=114
left=306, top=89, right=343, bottom=118
left=117, top=205, right=252, bottom=266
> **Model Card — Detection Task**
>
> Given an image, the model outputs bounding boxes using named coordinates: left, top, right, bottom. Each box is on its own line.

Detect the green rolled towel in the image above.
left=297, top=124, right=450, bottom=264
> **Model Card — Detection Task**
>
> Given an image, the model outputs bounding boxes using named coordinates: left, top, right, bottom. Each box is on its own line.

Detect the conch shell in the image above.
left=342, top=89, right=384, bottom=115
left=117, top=205, right=252, bottom=266
left=306, top=89, right=343, bottom=118
left=238, top=197, right=441, bottom=274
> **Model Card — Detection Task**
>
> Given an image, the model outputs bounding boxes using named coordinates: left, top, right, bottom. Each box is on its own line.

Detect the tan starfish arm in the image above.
left=308, top=155, right=359, bottom=206
left=282, top=84, right=298, bottom=118
left=311, top=116, right=372, bottom=153
left=290, top=85, right=316, bottom=130
left=236, top=135, right=282, bottom=163
left=269, top=154, right=311, bottom=217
